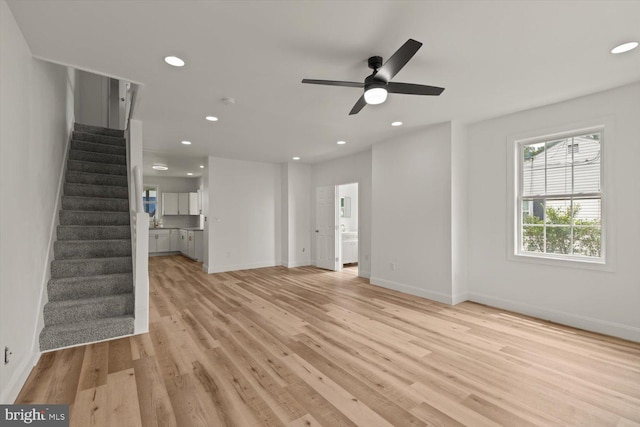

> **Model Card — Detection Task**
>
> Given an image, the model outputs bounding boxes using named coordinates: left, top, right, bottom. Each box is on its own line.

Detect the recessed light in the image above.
left=181, top=140, right=192, bottom=145
left=205, top=116, right=218, bottom=121
left=164, top=56, right=185, bottom=67
left=611, top=42, right=638, bottom=54
left=152, top=163, right=168, bottom=171
left=292, top=156, right=301, bottom=160
left=391, top=121, right=403, bottom=127
left=187, top=173, right=193, bottom=176
left=337, top=140, right=346, bottom=145
left=199, top=165, right=204, bottom=169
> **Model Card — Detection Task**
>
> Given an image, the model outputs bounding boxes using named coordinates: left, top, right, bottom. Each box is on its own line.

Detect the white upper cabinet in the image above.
left=162, top=193, right=179, bottom=215
left=162, top=192, right=199, bottom=216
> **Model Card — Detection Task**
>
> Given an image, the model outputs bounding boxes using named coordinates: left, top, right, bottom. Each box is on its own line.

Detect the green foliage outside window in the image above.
left=522, top=204, right=601, bottom=257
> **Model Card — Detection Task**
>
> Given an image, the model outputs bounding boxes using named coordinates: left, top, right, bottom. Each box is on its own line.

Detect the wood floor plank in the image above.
left=15, top=255, right=640, bottom=427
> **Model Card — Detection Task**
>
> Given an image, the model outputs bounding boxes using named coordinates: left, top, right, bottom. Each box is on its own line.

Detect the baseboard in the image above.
left=468, top=292, right=640, bottom=342
left=282, top=261, right=311, bottom=268
left=1, top=351, right=40, bottom=404
left=452, top=292, right=469, bottom=305
left=369, top=276, right=454, bottom=305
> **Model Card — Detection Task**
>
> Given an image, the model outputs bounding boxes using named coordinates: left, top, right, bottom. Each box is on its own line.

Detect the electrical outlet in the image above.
left=4, top=346, right=12, bottom=365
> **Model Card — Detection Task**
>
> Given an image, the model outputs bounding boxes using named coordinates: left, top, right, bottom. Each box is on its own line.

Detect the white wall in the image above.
left=311, top=149, right=372, bottom=278
left=205, top=157, right=281, bottom=273
left=0, top=0, right=76, bottom=403
left=451, top=122, right=469, bottom=303
left=467, top=83, right=640, bottom=341
left=76, top=69, right=109, bottom=127
left=370, top=123, right=455, bottom=303
left=282, top=163, right=312, bottom=268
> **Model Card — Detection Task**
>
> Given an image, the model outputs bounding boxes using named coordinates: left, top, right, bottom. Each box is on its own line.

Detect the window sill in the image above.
left=509, top=252, right=613, bottom=272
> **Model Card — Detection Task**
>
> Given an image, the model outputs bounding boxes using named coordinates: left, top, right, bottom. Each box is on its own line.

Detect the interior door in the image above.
left=315, top=186, right=338, bottom=270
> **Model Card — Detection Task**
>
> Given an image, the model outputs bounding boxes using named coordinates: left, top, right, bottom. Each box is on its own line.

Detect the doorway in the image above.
left=314, top=183, right=359, bottom=273
left=338, top=183, right=358, bottom=274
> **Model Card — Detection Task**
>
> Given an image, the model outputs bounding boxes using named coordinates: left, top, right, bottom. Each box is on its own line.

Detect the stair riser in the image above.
left=57, top=226, right=131, bottom=240
left=44, top=295, right=134, bottom=325
left=48, top=274, right=133, bottom=301
left=72, top=132, right=126, bottom=147
left=66, top=171, right=128, bottom=187
left=69, top=149, right=126, bottom=165
left=60, top=211, right=130, bottom=226
left=62, top=196, right=129, bottom=212
left=54, top=240, right=132, bottom=260
left=67, top=160, right=127, bottom=176
left=71, top=140, right=127, bottom=156
left=64, top=183, right=128, bottom=199
left=39, top=316, right=134, bottom=351
left=50, top=258, right=132, bottom=279
left=74, top=123, right=125, bottom=138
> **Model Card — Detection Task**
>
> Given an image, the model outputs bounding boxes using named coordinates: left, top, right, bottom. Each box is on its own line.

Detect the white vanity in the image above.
left=341, top=232, right=358, bottom=264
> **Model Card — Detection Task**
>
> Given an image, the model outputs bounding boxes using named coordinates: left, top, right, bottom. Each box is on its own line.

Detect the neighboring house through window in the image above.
left=516, top=129, right=603, bottom=262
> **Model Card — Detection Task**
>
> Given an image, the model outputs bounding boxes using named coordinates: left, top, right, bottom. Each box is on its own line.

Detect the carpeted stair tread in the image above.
left=62, top=195, right=129, bottom=212
left=69, top=149, right=126, bottom=166
left=51, top=256, right=132, bottom=279
left=60, top=210, right=130, bottom=226
left=54, top=239, right=132, bottom=259
left=66, top=170, right=128, bottom=187
left=43, top=293, right=134, bottom=325
left=40, top=316, right=134, bottom=351
left=67, top=159, right=127, bottom=176
left=64, top=182, right=128, bottom=199
left=74, top=123, right=125, bottom=138
left=71, top=139, right=127, bottom=156
left=57, top=225, right=131, bottom=240
left=48, top=273, right=133, bottom=301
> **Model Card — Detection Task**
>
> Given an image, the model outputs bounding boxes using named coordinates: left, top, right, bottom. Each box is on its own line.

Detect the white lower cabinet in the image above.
left=341, top=232, right=358, bottom=264
left=149, top=229, right=172, bottom=253
left=169, top=229, right=180, bottom=251
left=179, top=229, right=188, bottom=254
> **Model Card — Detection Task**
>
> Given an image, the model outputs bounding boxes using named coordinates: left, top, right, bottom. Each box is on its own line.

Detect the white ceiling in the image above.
left=7, top=0, right=640, bottom=177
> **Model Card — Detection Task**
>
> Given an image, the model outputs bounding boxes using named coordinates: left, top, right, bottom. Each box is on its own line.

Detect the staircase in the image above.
left=39, top=123, right=135, bottom=351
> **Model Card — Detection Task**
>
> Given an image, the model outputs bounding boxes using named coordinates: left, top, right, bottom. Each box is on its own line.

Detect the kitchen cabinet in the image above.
left=149, top=229, right=171, bottom=253
left=163, top=192, right=199, bottom=215
left=162, top=193, right=179, bottom=215
left=179, top=229, right=188, bottom=254
left=187, top=230, right=203, bottom=261
left=341, top=232, right=358, bottom=264
left=169, top=229, right=179, bottom=251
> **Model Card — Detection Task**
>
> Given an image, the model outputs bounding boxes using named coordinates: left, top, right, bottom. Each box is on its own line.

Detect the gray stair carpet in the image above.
left=40, top=123, right=135, bottom=351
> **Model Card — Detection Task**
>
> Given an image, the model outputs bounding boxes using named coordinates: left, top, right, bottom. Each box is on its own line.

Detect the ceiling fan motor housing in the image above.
left=368, top=56, right=383, bottom=71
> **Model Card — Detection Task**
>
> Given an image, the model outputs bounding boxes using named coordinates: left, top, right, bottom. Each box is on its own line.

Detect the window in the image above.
left=142, top=185, right=158, bottom=217
left=517, top=130, right=603, bottom=261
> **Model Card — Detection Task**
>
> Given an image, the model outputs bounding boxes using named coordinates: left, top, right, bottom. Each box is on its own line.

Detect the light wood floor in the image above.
left=16, top=255, right=640, bottom=426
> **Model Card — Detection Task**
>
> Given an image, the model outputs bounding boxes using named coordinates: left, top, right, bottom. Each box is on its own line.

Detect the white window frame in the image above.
left=513, top=126, right=606, bottom=265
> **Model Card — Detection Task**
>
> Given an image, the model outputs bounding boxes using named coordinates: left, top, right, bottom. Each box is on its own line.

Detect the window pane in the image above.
left=522, top=225, right=544, bottom=253
left=572, top=135, right=600, bottom=194
left=522, top=142, right=545, bottom=196
left=545, top=138, right=572, bottom=195
left=545, top=226, right=571, bottom=254
left=522, top=199, right=544, bottom=224
left=545, top=199, right=572, bottom=225
left=573, top=225, right=601, bottom=257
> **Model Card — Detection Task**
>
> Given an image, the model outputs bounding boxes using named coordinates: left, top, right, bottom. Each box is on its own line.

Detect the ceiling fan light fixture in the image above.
left=364, top=87, right=388, bottom=105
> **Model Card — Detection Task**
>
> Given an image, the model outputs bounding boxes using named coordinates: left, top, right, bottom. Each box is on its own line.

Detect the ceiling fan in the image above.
left=302, top=38, right=445, bottom=115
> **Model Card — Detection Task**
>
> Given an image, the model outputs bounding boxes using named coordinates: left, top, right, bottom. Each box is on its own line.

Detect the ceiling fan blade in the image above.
left=375, top=39, right=422, bottom=83
left=387, top=82, right=445, bottom=96
left=349, top=94, right=367, bottom=115
left=302, top=79, right=364, bottom=88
